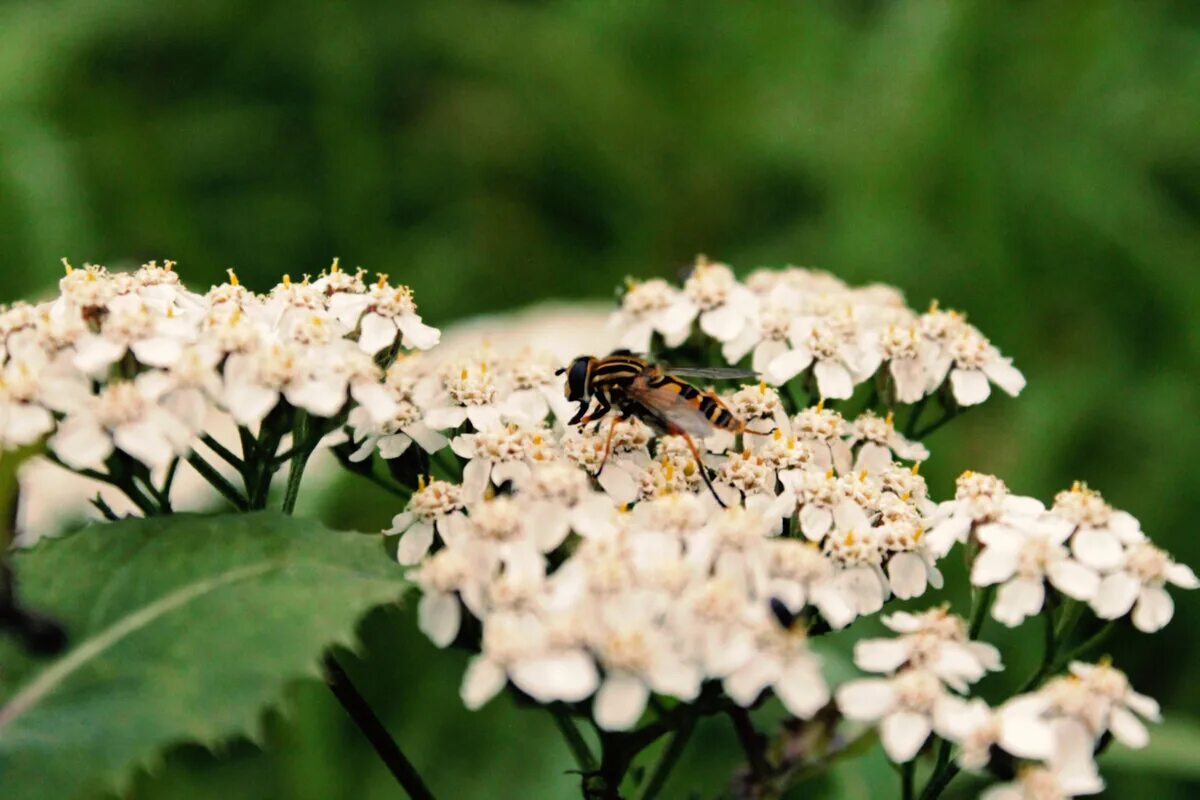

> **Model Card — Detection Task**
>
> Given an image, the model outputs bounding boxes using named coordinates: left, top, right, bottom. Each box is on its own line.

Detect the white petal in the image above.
left=853, top=638, right=912, bottom=674
left=1108, top=705, right=1149, bottom=749
left=418, top=591, right=461, bottom=647
left=596, top=464, right=639, bottom=506
left=776, top=660, right=829, bottom=719
left=461, top=656, right=507, bottom=710
left=466, top=405, right=503, bottom=432
left=1047, top=559, right=1100, bottom=601
left=880, top=711, right=932, bottom=763
left=836, top=678, right=896, bottom=720
left=724, top=658, right=777, bottom=707
left=890, top=357, right=927, bottom=403
left=491, top=460, right=531, bottom=489
left=992, top=577, right=1044, bottom=626
left=397, top=314, right=441, bottom=350
left=422, top=406, right=470, bottom=430
left=766, top=347, right=813, bottom=385
left=461, top=458, right=492, bottom=502
left=751, top=339, right=789, bottom=375
left=397, top=521, right=436, bottom=565
left=404, top=421, right=448, bottom=453
left=699, top=304, right=746, bottom=342
left=1132, top=585, right=1174, bottom=632
left=593, top=673, right=650, bottom=731
left=998, top=711, right=1055, bottom=761
left=813, top=361, right=854, bottom=400
left=358, top=312, right=399, bottom=354
left=950, top=368, right=991, bottom=406
left=982, top=357, right=1025, bottom=397
left=377, top=433, right=414, bottom=460
left=49, top=417, right=113, bottom=471
left=1090, top=571, right=1140, bottom=619
left=1071, top=529, right=1124, bottom=572
left=113, top=421, right=176, bottom=471
left=511, top=651, right=599, bottom=703
left=1166, top=562, right=1199, bottom=590
left=970, top=546, right=1018, bottom=587
left=799, top=504, right=833, bottom=541
left=887, top=552, right=927, bottom=600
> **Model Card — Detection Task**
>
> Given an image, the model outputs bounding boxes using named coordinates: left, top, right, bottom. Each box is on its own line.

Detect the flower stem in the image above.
left=728, top=706, right=771, bottom=780
left=638, top=712, right=696, bottom=800
left=550, top=705, right=597, bottom=773
left=901, top=760, right=916, bottom=800
left=201, top=434, right=245, bottom=471
left=323, top=653, right=435, bottom=800
left=967, top=584, right=995, bottom=639
left=185, top=452, right=249, bottom=510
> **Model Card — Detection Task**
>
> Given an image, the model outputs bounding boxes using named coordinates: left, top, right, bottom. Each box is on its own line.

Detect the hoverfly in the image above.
left=556, top=350, right=761, bottom=507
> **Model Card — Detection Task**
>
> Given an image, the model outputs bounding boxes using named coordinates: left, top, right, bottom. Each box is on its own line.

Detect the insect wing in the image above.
left=660, top=365, right=758, bottom=380
left=625, top=379, right=717, bottom=437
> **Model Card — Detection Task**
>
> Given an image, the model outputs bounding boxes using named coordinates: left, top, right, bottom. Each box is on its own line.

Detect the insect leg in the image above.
left=675, top=428, right=726, bottom=509
left=594, top=412, right=625, bottom=479
left=575, top=388, right=612, bottom=426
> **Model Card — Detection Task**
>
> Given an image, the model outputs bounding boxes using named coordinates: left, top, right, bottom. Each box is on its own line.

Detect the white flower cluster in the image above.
left=610, top=260, right=1025, bottom=404
left=838, top=613, right=1161, bottom=797
left=929, top=474, right=1197, bottom=631
left=0, top=260, right=440, bottom=473
left=381, top=349, right=960, bottom=731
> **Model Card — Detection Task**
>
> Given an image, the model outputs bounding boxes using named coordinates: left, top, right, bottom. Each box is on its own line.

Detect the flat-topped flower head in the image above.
left=846, top=410, right=928, bottom=473
left=789, top=403, right=851, bottom=473
left=59, top=260, right=116, bottom=312
left=452, top=424, right=552, bottom=502
left=932, top=325, right=1025, bottom=407
left=422, top=359, right=503, bottom=432
left=853, top=608, right=999, bottom=691
left=767, top=320, right=863, bottom=399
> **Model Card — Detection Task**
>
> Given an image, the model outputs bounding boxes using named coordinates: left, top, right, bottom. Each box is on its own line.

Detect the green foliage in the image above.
left=0, top=0, right=1198, bottom=795
left=0, top=512, right=407, bottom=799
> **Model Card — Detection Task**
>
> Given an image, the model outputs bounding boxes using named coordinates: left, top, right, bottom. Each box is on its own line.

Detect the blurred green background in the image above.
left=3, top=0, right=1199, bottom=797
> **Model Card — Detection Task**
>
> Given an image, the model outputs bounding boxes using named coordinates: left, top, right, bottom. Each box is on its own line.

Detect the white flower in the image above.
left=451, top=425, right=550, bottom=502
left=980, top=764, right=1102, bottom=800
left=607, top=278, right=695, bottom=353
left=788, top=404, right=852, bottom=474
left=836, top=668, right=953, bottom=762
left=561, top=419, right=653, bottom=506
left=347, top=400, right=447, bottom=461
left=588, top=591, right=702, bottom=731
left=0, top=354, right=56, bottom=447
left=49, top=376, right=193, bottom=472
left=329, top=276, right=441, bottom=354
left=845, top=411, right=928, bottom=474
left=721, top=302, right=793, bottom=373
left=852, top=609, right=1000, bottom=692
left=1091, top=540, right=1198, bottom=632
left=878, top=324, right=929, bottom=403
left=971, top=515, right=1100, bottom=627
left=931, top=326, right=1025, bottom=407
left=723, top=612, right=829, bottom=719
left=1042, top=661, right=1162, bottom=749
left=461, top=610, right=599, bottom=709
left=936, top=695, right=1055, bottom=772
left=759, top=538, right=853, bottom=629
left=386, top=478, right=467, bottom=565
left=419, top=360, right=504, bottom=432
left=821, top=501, right=888, bottom=623
left=767, top=320, right=864, bottom=399
left=681, top=259, right=758, bottom=343
left=1052, top=483, right=1144, bottom=572
left=926, top=471, right=1044, bottom=560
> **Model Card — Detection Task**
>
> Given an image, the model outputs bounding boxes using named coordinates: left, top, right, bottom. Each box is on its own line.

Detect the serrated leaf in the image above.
left=0, top=511, right=407, bottom=799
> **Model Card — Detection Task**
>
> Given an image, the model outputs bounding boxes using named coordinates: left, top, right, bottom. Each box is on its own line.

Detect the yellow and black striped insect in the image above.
left=556, top=350, right=759, bottom=506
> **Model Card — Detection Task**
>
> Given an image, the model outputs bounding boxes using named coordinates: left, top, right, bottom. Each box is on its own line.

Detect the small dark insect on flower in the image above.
left=556, top=349, right=766, bottom=507
left=769, top=597, right=798, bottom=630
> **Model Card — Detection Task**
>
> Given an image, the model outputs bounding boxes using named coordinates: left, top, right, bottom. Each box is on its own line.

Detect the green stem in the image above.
left=902, top=760, right=915, bottom=800
left=550, top=706, right=597, bottom=773
left=323, top=654, right=436, bottom=800
left=912, top=407, right=962, bottom=440
left=638, top=713, right=696, bottom=800
left=1049, top=621, right=1117, bottom=675
left=280, top=450, right=313, bottom=515
left=201, top=434, right=245, bottom=472
left=728, top=706, right=771, bottom=780
left=967, top=584, right=995, bottom=640
left=185, top=452, right=249, bottom=510
left=904, top=396, right=929, bottom=438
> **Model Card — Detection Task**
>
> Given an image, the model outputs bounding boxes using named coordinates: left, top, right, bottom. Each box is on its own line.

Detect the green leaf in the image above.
left=1100, top=715, right=1200, bottom=780
left=0, top=511, right=407, bottom=799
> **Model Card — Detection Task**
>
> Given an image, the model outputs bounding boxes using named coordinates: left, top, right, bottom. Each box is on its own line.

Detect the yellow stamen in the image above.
left=281, top=274, right=291, bottom=287
left=885, top=410, right=894, bottom=427
left=758, top=381, right=766, bottom=394
left=376, top=272, right=388, bottom=288
left=417, top=474, right=427, bottom=491
left=912, top=462, right=921, bottom=475
left=929, top=299, right=939, bottom=313
left=226, top=268, right=240, bottom=286
left=816, top=399, right=825, bottom=411
left=825, top=468, right=834, bottom=479
left=330, top=257, right=341, bottom=273
left=62, top=257, right=74, bottom=274
left=773, top=428, right=783, bottom=440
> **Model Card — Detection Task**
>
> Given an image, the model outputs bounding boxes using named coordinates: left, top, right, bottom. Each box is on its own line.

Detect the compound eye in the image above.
left=566, top=358, right=590, bottom=402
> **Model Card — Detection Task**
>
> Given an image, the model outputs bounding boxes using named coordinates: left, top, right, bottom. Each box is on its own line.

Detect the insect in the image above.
left=556, top=350, right=760, bottom=507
